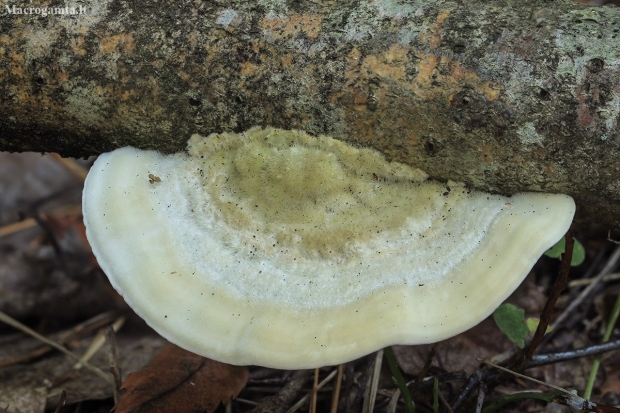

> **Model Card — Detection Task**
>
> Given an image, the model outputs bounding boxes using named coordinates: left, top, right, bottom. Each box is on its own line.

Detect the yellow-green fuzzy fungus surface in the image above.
left=83, top=127, right=575, bottom=369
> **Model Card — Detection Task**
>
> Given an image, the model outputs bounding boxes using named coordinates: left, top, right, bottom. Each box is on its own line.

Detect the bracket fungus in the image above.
left=83, top=127, right=575, bottom=369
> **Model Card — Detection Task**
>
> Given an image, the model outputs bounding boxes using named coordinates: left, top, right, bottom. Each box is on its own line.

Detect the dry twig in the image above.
left=513, top=231, right=574, bottom=371
left=417, top=345, right=437, bottom=386
left=53, top=390, right=67, bottom=413
left=105, top=325, right=123, bottom=403
left=569, top=272, right=620, bottom=287
left=362, top=349, right=383, bottom=413
left=330, top=365, right=344, bottom=413
left=49, top=153, right=89, bottom=181
left=0, top=310, right=114, bottom=384
left=249, top=370, right=312, bottom=413
left=286, top=369, right=338, bottom=413
left=311, top=368, right=319, bottom=413
left=551, top=245, right=620, bottom=332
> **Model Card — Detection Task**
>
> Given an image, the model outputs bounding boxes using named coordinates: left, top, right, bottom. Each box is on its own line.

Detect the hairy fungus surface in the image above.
left=83, top=127, right=575, bottom=368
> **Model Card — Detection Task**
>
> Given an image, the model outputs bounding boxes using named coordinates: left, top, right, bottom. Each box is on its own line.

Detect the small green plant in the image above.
left=492, top=303, right=529, bottom=348
left=493, top=304, right=553, bottom=348
left=525, top=317, right=553, bottom=334
left=384, top=347, right=415, bottom=413
left=544, top=237, right=585, bottom=266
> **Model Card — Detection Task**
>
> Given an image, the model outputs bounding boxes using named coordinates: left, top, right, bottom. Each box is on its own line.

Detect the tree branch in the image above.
left=2, top=0, right=620, bottom=224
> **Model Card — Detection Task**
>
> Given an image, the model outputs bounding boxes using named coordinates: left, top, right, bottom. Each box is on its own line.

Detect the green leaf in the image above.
left=525, top=317, right=553, bottom=334
left=543, top=237, right=586, bottom=266
left=493, top=303, right=529, bottom=348
left=384, top=347, right=415, bottom=413
left=525, top=317, right=538, bottom=333
left=544, top=238, right=565, bottom=259
left=571, top=239, right=586, bottom=266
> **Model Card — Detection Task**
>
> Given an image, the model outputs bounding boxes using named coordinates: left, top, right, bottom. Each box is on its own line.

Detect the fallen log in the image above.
left=1, top=0, right=619, bottom=225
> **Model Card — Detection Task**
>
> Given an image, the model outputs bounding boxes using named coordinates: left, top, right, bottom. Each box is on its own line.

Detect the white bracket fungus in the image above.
left=83, top=127, right=575, bottom=369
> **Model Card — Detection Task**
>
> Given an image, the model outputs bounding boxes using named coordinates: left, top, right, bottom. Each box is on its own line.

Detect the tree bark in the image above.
left=1, top=0, right=620, bottom=225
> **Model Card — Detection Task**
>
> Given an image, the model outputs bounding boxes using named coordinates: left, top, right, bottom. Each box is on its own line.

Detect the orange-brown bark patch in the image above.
left=281, top=55, right=293, bottom=67
left=420, top=10, right=450, bottom=49
left=187, top=31, right=199, bottom=50
left=415, top=54, right=500, bottom=102
left=449, top=59, right=500, bottom=101
left=362, top=45, right=408, bottom=81
left=260, top=12, right=324, bottom=40
left=100, top=33, right=135, bottom=55
left=119, top=90, right=134, bottom=101
left=70, top=37, right=87, bottom=56
left=343, top=44, right=499, bottom=106
left=27, top=30, right=59, bottom=58
left=240, top=61, right=261, bottom=76
left=480, top=145, right=494, bottom=163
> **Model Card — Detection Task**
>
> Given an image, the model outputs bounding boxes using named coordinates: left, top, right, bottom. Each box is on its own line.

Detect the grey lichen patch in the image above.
left=65, top=84, right=106, bottom=127
left=606, top=181, right=620, bottom=201
left=216, top=9, right=240, bottom=29
left=23, top=28, right=58, bottom=60
left=373, top=0, right=426, bottom=19
left=517, top=122, right=544, bottom=146
left=556, top=7, right=620, bottom=75
left=54, top=0, right=114, bottom=34
left=343, top=3, right=381, bottom=42
left=600, top=93, right=620, bottom=132
left=339, top=0, right=438, bottom=44
left=569, top=8, right=601, bottom=24
left=258, top=0, right=288, bottom=17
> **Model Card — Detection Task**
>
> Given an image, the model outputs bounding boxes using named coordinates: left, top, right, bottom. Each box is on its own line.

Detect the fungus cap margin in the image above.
left=83, top=127, right=575, bottom=369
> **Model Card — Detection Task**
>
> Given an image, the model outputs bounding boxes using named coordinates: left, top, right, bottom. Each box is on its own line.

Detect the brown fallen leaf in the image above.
left=44, top=212, right=86, bottom=243
left=599, top=358, right=620, bottom=397
left=115, top=345, right=248, bottom=413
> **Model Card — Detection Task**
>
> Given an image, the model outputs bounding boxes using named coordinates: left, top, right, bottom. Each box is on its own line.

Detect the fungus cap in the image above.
left=83, top=127, right=575, bottom=369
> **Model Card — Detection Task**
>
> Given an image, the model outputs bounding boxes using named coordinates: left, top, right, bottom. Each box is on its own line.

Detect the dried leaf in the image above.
left=600, top=359, right=620, bottom=396
left=115, top=345, right=248, bottom=413
left=45, top=214, right=86, bottom=244
left=44, top=214, right=97, bottom=266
